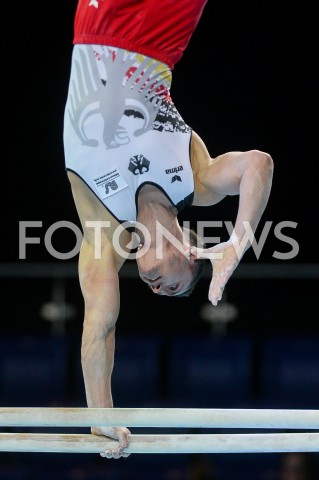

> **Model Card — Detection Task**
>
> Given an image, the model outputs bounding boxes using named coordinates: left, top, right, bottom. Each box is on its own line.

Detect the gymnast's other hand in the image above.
left=191, top=240, right=240, bottom=306
left=91, top=426, right=131, bottom=459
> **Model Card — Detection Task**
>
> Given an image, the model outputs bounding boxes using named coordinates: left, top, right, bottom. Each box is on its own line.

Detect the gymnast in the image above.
left=63, top=0, right=274, bottom=459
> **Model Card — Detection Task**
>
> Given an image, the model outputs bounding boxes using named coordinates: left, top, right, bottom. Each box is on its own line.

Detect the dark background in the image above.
left=3, top=0, right=317, bottom=336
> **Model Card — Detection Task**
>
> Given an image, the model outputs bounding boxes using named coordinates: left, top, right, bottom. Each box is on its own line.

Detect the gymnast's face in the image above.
left=137, top=244, right=194, bottom=296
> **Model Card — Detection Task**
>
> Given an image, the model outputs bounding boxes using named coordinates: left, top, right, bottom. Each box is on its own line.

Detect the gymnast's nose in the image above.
left=151, top=284, right=162, bottom=293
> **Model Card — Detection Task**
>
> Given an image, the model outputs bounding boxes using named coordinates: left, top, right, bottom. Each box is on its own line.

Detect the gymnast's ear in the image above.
left=182, top=226, right=206, bottom=257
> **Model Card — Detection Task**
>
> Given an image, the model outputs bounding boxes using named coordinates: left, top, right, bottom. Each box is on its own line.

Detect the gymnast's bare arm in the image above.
left=67, top=171, right=131, bottom=459
left=191, top=131, right=274, bottom=305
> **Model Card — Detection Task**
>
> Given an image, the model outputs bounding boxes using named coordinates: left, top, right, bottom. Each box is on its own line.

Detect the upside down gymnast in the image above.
left=63, top=0, right=274, bottom=459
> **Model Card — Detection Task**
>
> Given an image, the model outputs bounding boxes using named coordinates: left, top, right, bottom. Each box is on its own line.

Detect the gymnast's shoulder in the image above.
left=191, top=130, right=227, bottom=207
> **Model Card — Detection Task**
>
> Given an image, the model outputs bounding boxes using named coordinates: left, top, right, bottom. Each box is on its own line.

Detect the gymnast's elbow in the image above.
left=246, top=149, right=274, bottom=178
left=82, top=310, right=117, bottom=344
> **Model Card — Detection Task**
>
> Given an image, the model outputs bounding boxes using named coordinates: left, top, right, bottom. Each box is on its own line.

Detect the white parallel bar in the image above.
left=1, top=408, right=319, bottom=429
left=0, top=433, right=319, bottom=454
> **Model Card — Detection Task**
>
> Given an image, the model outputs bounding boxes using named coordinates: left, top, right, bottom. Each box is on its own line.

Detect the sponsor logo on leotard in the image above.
left=171, top=175, right=182, bottom=183
left=128, top=155, right=150, bottom=175
left=165, top=166, right=183, bottom=174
